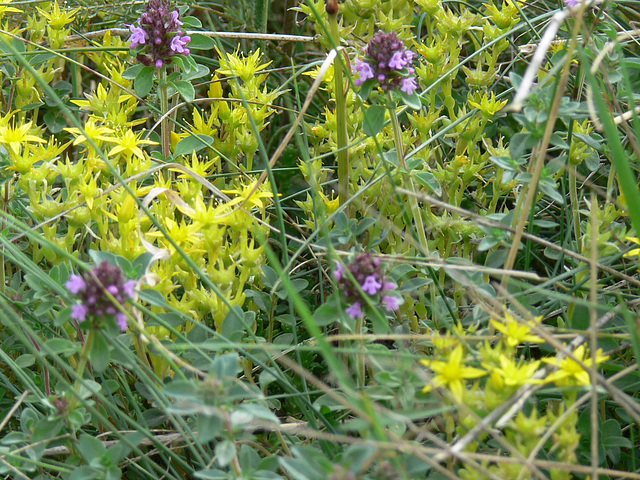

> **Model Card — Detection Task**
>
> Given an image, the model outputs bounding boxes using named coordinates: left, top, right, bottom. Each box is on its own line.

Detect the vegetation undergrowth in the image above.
left=0, top=0, right=639, bottom=478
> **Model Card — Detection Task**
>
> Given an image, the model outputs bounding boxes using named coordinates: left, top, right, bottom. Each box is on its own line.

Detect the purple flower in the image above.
left=123, top=280, right=136, bottom=298
left=354, top=59, right=375, bottom=86
left=346, top=302, right=363, bottom=319
left=334, top=252, right=404, bottom=319
left=401, top=77, right=418, bottom=94
left=116, top=312, right=128, bottom=331
left=565, top=0, right=580, bottom=6
left=129, top=25, right=148, bottom=48
left=382, top=295, right=403, bottom=312
left=362, top=275, right=382, bottom=295
left=334, top=261, right=345, bottom=281
left=67, top=274, right=86, bottom=294
left=353, top=31, right=418, bottom=93
left=171, top=9, right=183, bottom=25
left=382, top=281, right=396, bottom=292
left=170, top=34, right=191, bottom=54
left=72, top=304, right=88, bottom=321
left=129, top=0, right=191, bottom=68
left=67, top=261, right=135, bottom=330
left=388, top=51, right=407, bottom=70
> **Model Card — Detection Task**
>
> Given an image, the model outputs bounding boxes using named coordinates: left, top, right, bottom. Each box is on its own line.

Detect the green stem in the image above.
left=68, top=328, right=96, bottom=412
left=159, top=68, right=170, bottom=159
left=355, top=315, right=365, bottom=388
left=329, top=13, right=349, bottom=205
left=388, top=104, right=429, bottom=258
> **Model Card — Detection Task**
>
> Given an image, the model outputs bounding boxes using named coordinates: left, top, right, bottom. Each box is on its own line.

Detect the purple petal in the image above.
left=362, top=275, right=382, bottom=295
left=71, top=304, right=88, bottom=321
left=334, top=262, right=345, bottom=281
left=67, top=274, right=86, bottom=294
left=171, top=10, right=184, bottom=26
left=123, top=280, right=136, bottom=298
left=346, top=302, right=363, bottom=319
left=353, top=59, right=374, bottom=86
left=389, top=51, right=406, bottom=70
left=116, top=312, right=128, bottom=331
left=382, top=295, right=403, bottom=311
left=382, top=281, right=396, bottom=292
left=400, top=77, right=418, bottom=94
left=128, top=24, right=147, bottom=48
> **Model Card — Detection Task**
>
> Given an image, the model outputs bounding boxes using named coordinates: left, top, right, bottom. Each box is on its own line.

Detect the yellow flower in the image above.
left=421, top=345, right=486, bottom=401
left=65, top=120, right=117, bottom=147
left=491, top=355, right=541, bottom=387
left=543, top=344, right=609, bottom=386
left=468, top=91, right=508, bottom=117
left=0, top=121, right=45, bottom=155
left=623, top=237, right=640, bottom=259
left=0, top=0, right=22, bottom=17
left=108, top=129, right=157, bottom=160
left=37, top=0, right=80, bottom=29
left=216, top=47, right=273, bottom=83
left=491, top=312, right=544, bottom=348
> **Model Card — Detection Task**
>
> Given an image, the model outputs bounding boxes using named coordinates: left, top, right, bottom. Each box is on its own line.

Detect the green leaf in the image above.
left=194, top=469, right=227, bottom=480
left=413, top=171, right=442, bottom=195
left=182, top=64, right=210, bottom=82
left=358, top=79, right=374, bottom=101
left=197, top=415, right=223, bottom=443
left=172, top=80, right=195, bottom=103
left=88, top=332, right=111, bottom=372
left=363, top=104, right=386, bottom=137
left=215, top=440, right=236, bottom=467
left=15, top=354, right=35, bottom=368
left=313, top=300, right=339, bottom=327
left=77, top=433, right=107, bottom=461
left=181, top=15, right=202, bottom=28
left=399, top=89, right=422, bottom=110
left=164, top=380, right=198, bottom=400
left=122, top=64, right=144, bottom=80
left=188, top=33, right=217, bottom=50
left=44, top=110, right=67, bottom=133
left=211, top=352, right=240, bottom=378
left=173, top=134, right=213, bottom=158
left=134, top=66, right=155, bottom=97
left=44, top=338, right=81, bottom=357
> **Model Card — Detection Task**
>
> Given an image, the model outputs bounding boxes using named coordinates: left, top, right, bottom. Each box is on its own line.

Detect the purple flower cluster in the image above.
left=67, top=261, right=136, bottom=331
left=353, top=31, right=418, bottom=95
left=128, top=0, right=191, bottom=68
left=334, top=253, right=403, bottom=319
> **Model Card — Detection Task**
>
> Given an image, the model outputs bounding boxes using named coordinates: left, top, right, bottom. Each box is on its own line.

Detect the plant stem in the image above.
left=68, top=328, right=95, bottom=412
left=388, top=103, right=429, bottom=256
left=329, top=10, right=349, bottom=205
left=159, top=68, right=170, bottom=159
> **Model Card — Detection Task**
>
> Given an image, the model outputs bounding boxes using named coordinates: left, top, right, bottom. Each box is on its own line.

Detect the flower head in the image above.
left=353, top=31, right=418, bottom=94
left=334, top=253, right=404, bottom=319
left=543, top=344, right=609, bottom=386
left=67, top=261, right=136, bottom=331
left=491, top=312, right=545, bottom=348
left=624, top=237, right=640, bottom=259
left=346, top=302, right=363, bottom=319
left=128, top=0, right=191, bottom=68
left=421, top=345, right=487, bottom=401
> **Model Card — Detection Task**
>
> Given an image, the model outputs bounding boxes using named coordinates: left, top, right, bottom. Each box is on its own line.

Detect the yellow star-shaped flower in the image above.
left=543, top=344, right=609, bottom=386
left=108, top=129, right=157, bottom=160
left=623, top=237, right=640, bottom=259
left=421, top=345, right=486, bottom=401
left=491, top=312, right=544, bottom=348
